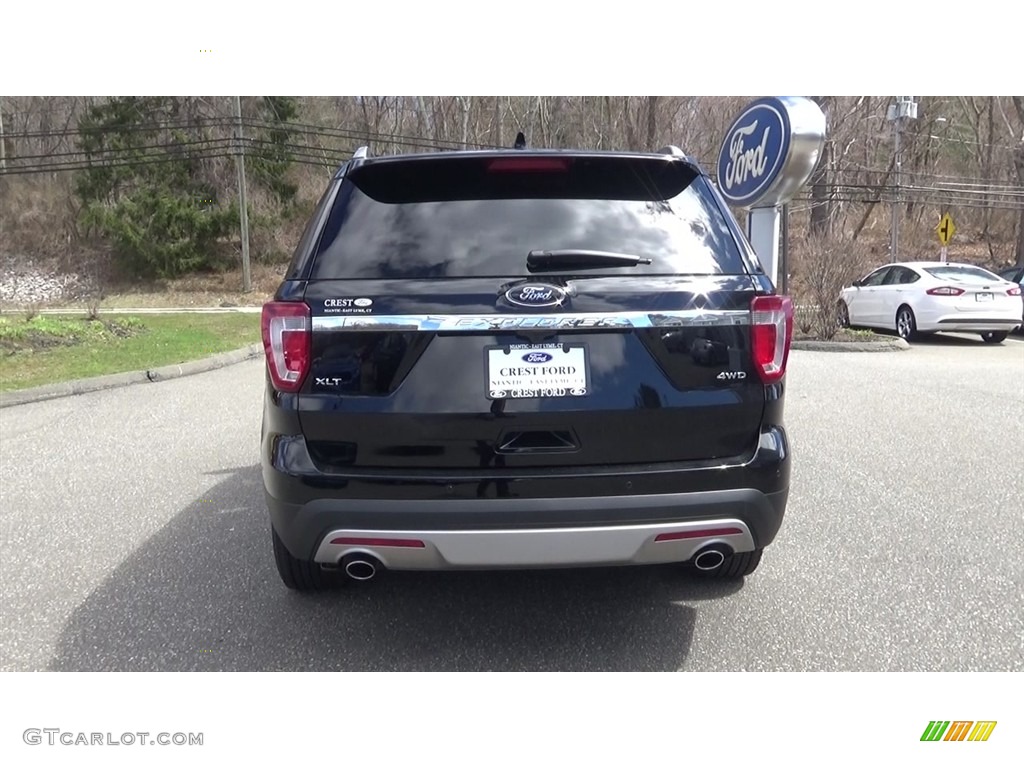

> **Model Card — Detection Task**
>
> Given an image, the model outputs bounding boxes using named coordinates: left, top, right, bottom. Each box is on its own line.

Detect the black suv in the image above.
left=260, top=144, right=793, bottom=591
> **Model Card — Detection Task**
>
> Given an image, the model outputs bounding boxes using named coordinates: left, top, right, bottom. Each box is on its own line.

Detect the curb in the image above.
left=0, top=344, right=263, bottom=409
left=791, top=338, right=910, bottom=352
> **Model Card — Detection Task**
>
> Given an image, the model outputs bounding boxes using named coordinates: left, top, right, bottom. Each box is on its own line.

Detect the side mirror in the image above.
left=852, top=279, right=863, bottom=287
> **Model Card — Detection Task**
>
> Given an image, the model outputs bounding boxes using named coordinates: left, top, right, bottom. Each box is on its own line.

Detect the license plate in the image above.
left=486, top=344, right=589, bottom=399
left=976, top=292, right=994, bottom=301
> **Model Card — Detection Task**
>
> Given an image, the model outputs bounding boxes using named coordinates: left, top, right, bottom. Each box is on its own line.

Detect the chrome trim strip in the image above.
left=312, top=309, right=751, bottom=332
left=313, top=519, right=755, bottom=569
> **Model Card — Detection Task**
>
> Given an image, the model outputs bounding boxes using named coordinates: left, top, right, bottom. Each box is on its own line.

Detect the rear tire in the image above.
left=895, top=305, right=918, bottom=341
left=694, top=548, right=763, bottom=578
left=272, top=527, right=331, bottom=592
left=980, top=331, right=1008, bottom=344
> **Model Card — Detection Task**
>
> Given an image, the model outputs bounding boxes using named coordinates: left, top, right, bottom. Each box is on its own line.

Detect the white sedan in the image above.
left=838, top=261, right=1023, bottom=344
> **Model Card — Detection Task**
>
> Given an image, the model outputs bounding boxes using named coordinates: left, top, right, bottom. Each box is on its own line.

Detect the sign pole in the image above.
left=748, top=207, right=782, bottom=285
left=780, top=203, right=790, bottom=295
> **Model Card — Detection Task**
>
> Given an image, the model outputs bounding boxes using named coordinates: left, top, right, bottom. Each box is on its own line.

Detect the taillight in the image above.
left=261, top=301, right=311, bottom=392
left=751, top=295, right=793, bottom=385
left=1008, top=286, right=1022, bottom=296
left=927, top=286, right=965, bottom=296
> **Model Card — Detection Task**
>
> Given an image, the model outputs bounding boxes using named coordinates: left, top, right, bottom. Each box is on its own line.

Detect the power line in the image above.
left=3, top=116, right=1022, bottom=215
left=0, top=118, right=237, bottom=142
left=900, top=129, right=1020, bottom=152
left=4, top=117, right=1021, bottom=184
left=3, top=137, right=236, bottom=163
left=0, top=150, right=238, bottom=176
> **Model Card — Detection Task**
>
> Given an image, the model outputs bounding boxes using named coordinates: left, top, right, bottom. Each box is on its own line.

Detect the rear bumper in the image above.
left=314, top=518, right=757, bottom=569
left=916, top=309, right=1022, bottom=333
left=263, top=420, right=791, bottom=569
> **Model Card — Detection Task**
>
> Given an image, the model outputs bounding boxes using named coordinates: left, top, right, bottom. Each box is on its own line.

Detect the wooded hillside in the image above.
left=1, top=96, right=1021, bottom=284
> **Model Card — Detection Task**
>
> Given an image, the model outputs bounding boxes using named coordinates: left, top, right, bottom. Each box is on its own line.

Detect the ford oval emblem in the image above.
left=717, top=98, right=792, bottom=207
left=522, top=352, right=553, bottom=364
left=505, top=283, right=566, bottom=308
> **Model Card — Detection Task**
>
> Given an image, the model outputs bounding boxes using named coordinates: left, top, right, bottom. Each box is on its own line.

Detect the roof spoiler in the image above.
left=333, top=145, right=372, bottom=179
left=334, top=142, right=696, bottom=179
left=658, top=145, right=688, bottom=158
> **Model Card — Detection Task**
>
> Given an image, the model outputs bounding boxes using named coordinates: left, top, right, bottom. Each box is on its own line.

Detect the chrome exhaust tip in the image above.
left=693, top=546, right=730, bottom=572
left=342, top=554, right=381, bottom=581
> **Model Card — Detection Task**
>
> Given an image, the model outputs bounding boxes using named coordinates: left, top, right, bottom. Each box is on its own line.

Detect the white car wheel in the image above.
left=896, top=306, right=917, bottom=341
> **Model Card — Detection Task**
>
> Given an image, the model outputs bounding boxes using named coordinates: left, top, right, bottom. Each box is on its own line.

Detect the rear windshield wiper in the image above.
left=527, top=249, right=653, bottom=271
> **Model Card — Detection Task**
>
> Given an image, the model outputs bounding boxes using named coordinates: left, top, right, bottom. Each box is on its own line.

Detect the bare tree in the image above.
left=1012, top=97, right=1024, bottom=266
left=795, top=234, right=873, bottom=340
left=645, top=96, right=659, bottom=148
left=809, top=96, right=832, bottom=236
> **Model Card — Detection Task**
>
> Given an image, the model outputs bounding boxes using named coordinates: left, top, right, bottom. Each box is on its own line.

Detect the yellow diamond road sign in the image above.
left=937, top=213, right=956, bottom=245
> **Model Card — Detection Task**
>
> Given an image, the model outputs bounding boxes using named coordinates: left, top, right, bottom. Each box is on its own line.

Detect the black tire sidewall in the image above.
left=837, top=302, right=850, bottom=328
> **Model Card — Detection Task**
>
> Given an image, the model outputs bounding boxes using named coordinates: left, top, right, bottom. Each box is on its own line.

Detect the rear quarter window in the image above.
left=309, top=154, right=750, bottom=279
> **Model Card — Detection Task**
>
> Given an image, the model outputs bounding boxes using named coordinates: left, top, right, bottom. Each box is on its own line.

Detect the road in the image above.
left=2, top=335, right=1022, bottom=671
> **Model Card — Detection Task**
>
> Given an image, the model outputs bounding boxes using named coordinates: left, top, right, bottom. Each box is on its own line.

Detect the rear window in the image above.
left=924, top=265, right=1001, bottom=284
left=309, top=154, right=748, bottom=279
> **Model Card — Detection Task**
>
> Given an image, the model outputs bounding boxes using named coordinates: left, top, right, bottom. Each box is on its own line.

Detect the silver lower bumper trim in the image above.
left=312, top=519, right=755, bottom=570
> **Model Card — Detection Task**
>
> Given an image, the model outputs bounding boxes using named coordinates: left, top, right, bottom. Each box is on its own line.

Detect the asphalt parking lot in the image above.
left=1, top=334, right=1022, bottom=671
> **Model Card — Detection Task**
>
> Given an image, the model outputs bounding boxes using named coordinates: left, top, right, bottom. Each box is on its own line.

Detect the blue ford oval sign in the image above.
left=505, top=284, right=566, bottom=308
left=522, top=352, right=553, bottom=363
left=714, top=96, right=826, bottom=285
left=717, top=99, right=791, bottom=207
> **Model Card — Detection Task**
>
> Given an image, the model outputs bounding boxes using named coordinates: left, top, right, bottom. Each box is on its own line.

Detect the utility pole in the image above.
left=887, top=97, right=918, bottom=261
left=0, top=97, right=6, bottom=172
left=234, top=96, right=252, bottom=293
left=891, top=116, right=902, bottom=259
